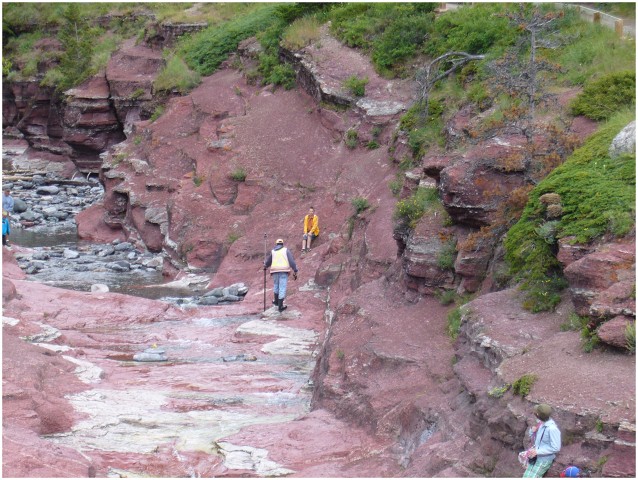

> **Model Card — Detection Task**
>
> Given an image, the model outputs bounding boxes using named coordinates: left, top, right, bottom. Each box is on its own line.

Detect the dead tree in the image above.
left=415, top=51, right=485, bottom=121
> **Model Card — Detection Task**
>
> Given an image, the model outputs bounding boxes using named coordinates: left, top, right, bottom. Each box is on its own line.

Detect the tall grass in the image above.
left=281, top=16, right=321, bottom=50
left=551, top=21, right=636, bottom=86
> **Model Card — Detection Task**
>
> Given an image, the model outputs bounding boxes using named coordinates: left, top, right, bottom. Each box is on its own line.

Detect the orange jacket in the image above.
left=304, top=214, right=319, bottom=235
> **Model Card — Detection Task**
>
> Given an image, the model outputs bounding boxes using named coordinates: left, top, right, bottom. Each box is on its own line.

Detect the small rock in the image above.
left=204, top=287, right=225, bottom=298
left=12, top=198, right=28, bottom=213
left=36, top=185, right=60, bottom=195
left=199, top=296, right=219, bottom=305
left=63, top=249, right=80, bottom=259
left=114, top=242, right=133, bottom=251
left=90, top=284, right=110, bottom=293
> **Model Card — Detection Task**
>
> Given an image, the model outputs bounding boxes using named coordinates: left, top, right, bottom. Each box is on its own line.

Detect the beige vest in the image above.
left=270, top=247, right=291, bottom=273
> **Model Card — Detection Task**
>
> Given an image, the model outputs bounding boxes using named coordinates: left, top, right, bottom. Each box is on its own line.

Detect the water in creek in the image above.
left=11, top=226, right=170, bottom=299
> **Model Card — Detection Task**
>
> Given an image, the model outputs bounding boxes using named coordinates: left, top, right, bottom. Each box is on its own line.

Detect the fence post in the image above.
left=615, top=18, right=624, bottom=37
left=593, top=11, right=601, bottom=24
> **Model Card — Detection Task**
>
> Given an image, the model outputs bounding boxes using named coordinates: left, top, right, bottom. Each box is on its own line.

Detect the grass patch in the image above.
left=154, top=54, right=201, bottom=94
left=626, top=321, right=636, bottom=353
left=512, top=374, right=538, bottom=397
left=345, top=129, right=358, bottom=149
left=394, top=187, right=441, bottom=228
left=281, top=16, right=321, bottom=50
left=149, top=105, right=165, bottom=123
left=229, top=167, right=247, bottom=182
left=446, top=306, right=463, bottom=340
left=437, top=239, right=458, bottom=270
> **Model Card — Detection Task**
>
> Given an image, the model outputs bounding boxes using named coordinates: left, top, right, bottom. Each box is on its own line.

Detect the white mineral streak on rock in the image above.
left=216, top=441, right=295, bottom=477
left=2, top=316, right=20, bottom=326
left=237, top=320, right=318, bottom=355
left=48, top=389, right=297, bottom=454
left=20, top=322, right=61, bottom=343
left=62, top=356, right=104, bottom=384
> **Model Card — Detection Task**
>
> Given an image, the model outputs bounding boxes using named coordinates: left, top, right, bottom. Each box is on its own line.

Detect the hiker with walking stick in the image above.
left=263, top=238, right=298, bottom=313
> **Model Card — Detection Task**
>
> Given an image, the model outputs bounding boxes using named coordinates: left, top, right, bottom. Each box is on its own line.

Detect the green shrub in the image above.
left=570, top=71, right=636, bottom=121
left=345, top=129, right=358, bottom=149
left=437, top=240, right=458, bottom=270
left=394, top=187, right=440, bottom=228
left=388, top=178, right=402, bottom=196
left=229, top=167, right=247, bottom=182
left=180, top=4, right=280, bottom=76
left=581, top=322, right=600, bottom=353
left=150, top=105, right=164, bottom=122
left=269, top=63, right=296, bottom=90
left=505, top=109, right=635, bottom=312
left=366, top=140, right=379, bottom=150
left=560, top=312, right=587, bottom=332
left=371, top=13, right=434, bottom=75
left=351, top=197, right=370, bottom=215
left=343, top=75, right=369, bottom=97
left=512, top=374, right=538, bottom=397
left=488, top=384, right=510, bottom=398
left=154, top=54, right=201, bottom=94
left=426, top=3, right=516, bottom=56
left=436, top=289, right=457, bottom=306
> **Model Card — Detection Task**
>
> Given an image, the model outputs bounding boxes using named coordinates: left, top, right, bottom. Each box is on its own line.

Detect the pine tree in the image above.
left=57, top=4, right=93, bottom=92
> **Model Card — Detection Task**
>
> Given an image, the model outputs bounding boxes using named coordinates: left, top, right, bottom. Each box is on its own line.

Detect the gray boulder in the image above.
left=12, top=198, right=28, bottom=213
left=20, top=211, right=39, bottom=222
left=609, top=121, right=636, bottom=159
left=36, top=185, right=60, bottom=195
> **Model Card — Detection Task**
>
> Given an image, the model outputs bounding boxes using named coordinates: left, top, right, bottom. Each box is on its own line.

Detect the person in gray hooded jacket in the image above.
left=523, top=403, right=561, bottom=477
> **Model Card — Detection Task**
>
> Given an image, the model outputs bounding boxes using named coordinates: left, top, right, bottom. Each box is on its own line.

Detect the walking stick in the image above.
left=263, top=233, right=267, bottom=312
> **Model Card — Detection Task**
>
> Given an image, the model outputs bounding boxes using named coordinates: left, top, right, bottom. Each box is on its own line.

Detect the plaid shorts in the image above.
left=523, top=458, right=553, bottom=477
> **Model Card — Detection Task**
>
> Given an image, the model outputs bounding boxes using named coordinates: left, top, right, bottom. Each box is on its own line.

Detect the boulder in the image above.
left=13, top=198, right=28, bottom=213
left=36, top=185, right=60, bottom=195
left=597, top=316, right=634, bottom=350
left=563, top=240, right=635, bottom=317
left=609, top=121, right=636, bottom=159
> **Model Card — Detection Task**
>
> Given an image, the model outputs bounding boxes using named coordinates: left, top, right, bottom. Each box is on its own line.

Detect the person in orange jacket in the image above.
left=301, top=206, right=319, bottom=253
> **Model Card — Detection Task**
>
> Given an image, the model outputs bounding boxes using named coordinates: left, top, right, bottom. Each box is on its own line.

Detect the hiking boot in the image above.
left=278, top=298, right=287, bottom=312
left=272, top=293, right=279, bottom=306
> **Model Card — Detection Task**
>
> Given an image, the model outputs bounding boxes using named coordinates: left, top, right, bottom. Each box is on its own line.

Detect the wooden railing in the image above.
left=437, top=3, right=634, bottom=37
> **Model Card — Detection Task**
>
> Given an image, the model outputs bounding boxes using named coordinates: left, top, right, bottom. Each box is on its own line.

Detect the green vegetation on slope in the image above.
left=505, top=109, right=636, bottom=312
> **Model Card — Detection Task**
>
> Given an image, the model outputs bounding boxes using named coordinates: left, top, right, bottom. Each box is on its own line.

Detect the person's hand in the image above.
left=527, top=447, right=537, bottom=458
left=293, top=272, right=298, bottom=280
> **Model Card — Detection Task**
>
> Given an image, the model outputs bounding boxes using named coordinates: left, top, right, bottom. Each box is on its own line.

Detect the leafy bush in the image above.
left=351, top=197, right=370, bottom=215
left=154, top=54, right=201, bottom=94
left=512, top=374, right=538, bottom=397
left=488, top=384, right=510, bottom=398
left=570, top=71, right=636, bottom=121
left=426, top=3, right=517, bottom=56
left=505, top=109, right=635, bottom=312
left=329, top=3, right=436, bottom=77
left=343, top=75, right=369, bottom=97
left=371, top=13, right=434, bottom=75
left=394, top=187, right=440, bottom=228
